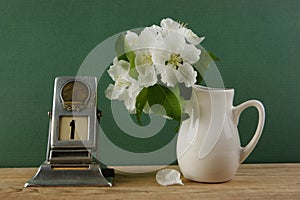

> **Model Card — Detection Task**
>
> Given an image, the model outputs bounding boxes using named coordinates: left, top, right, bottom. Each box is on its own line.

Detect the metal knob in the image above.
left=97, top=110, right=103, bottom=120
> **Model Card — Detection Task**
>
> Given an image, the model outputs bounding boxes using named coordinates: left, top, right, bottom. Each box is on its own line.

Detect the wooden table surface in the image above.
left=0, top=164, right=299, bottom=200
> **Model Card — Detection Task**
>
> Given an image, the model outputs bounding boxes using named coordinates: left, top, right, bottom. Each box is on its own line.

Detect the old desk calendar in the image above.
left=25, top=76, right=114, bottom=187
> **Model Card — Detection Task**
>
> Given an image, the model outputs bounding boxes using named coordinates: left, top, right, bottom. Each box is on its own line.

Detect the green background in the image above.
left=0, top=0, right=299, bottom=167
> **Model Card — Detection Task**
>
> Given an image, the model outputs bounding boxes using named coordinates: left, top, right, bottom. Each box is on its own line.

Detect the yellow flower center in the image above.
left=115, top=76, right=131, bottom=90
left=141, top=53, right=153, bottom=65
left=167, top=53, right=183, bottom=70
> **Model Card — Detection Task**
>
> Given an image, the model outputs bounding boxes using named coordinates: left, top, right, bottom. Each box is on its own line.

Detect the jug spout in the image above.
left=192, top=85, right=234, bottom=108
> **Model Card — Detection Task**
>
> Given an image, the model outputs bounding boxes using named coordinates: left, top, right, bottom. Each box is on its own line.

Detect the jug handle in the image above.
left=233, top=100, right=265, bottom=163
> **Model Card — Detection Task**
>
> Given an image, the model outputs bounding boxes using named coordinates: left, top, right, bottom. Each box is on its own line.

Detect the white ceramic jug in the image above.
left=177, top=85, right=265, bottom=183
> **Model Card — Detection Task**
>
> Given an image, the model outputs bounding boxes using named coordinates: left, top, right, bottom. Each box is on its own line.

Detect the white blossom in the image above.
left=152, top=30, right=200, bottom=87
left=126, top=28, right=159, bottom=88
left=135, top=50, right=157, bottom=87
left=105, top=58, right=140, bottom=113
left=160, top=18, right=205, bottom=45
left=105, top=18, right=206, bottom=114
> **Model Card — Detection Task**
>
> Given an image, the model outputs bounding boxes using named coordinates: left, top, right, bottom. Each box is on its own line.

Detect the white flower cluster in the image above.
left=105, top=18, right=204, bottom=113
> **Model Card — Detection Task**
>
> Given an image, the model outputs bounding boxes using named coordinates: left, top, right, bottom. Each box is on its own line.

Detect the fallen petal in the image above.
left=156, top=168, right=184, bottom=186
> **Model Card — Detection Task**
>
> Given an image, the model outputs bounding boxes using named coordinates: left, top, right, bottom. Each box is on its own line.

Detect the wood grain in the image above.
left=0, top=164, right=299, bottom=200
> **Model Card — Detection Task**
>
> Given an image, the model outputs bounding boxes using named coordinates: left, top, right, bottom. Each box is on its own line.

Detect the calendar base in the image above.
left=24, top=162, right=114, bottom=187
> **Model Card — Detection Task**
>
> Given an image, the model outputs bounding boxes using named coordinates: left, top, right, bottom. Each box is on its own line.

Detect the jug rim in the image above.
left=192, top=85, right=234, bottom=92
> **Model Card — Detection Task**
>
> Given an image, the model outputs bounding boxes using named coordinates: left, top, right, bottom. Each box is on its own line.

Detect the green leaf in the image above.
left=123, top=36, right=136, bottom=69
left=147, top=85, right=184, bottom=122
left=208, top=51, right=220, bottom=61
left=129, top=67, right=138, bottom=79
left=114, top=33, right=138, bottom=79
left=135, top=87, right=148, bottom=124
left=125, top=50, right=136, bottom=70
left=115, top=33, right=128, bottom=61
